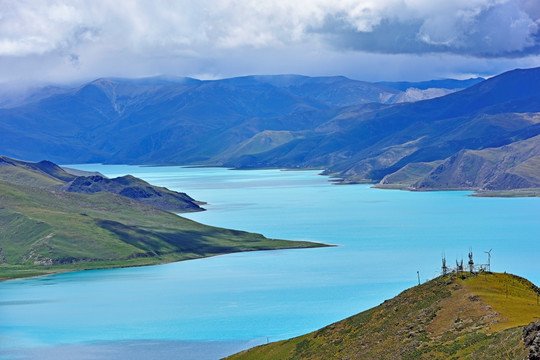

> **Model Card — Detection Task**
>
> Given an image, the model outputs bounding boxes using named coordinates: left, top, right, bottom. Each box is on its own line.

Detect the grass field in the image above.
left=462, top=272, right=540, bottom=331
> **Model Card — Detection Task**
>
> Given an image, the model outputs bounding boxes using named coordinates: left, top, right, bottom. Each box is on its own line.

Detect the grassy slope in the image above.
left=0, top=156, right=71, bottom=188
left=0, top=180, right=324, bottom=280
left=228, top=272, right=540, bottom=360
left=0, top=155, right=205, bottom=212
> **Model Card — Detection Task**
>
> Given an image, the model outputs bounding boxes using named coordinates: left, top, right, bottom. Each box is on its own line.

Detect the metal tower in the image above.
left=442, top=255, right=448, bottom=275
left=484, top=249, right=492, bottom=272
left=456, top=259, right=464, bottom=273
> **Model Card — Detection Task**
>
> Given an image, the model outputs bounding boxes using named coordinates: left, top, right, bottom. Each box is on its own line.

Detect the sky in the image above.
left=0, top=0, right=540, bottom=86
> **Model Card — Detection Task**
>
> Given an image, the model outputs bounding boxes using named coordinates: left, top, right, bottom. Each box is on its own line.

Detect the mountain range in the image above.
left=0, top=69, right=538, bottom=194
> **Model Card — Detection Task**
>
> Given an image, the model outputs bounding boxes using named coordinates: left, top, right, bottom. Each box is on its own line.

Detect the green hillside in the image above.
left=228, top=272, right=540, bottom=360
left=0, top=155, right=75, bottom=188
left=0, top=155, right=205, bottom=212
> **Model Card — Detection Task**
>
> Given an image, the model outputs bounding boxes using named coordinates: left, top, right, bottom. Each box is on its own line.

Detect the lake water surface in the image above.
left=1, top=166, right=539, bottom=359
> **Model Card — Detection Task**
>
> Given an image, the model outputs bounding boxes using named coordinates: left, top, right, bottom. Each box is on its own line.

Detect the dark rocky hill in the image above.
left=64, top=174, right=203, bottom=213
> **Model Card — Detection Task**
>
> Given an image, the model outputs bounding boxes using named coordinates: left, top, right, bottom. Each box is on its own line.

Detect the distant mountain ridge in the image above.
left=0, top=74, right=473, bottom=110
left=0, top=68, right=539, bottom=194
left=405, top=133, right=540, bottom=191
left=377, top=77, right=485, bottom=91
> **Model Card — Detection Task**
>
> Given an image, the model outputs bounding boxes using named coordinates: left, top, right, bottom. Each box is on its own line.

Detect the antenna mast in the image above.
left=442, top=254, right=448, bottom=275
left=468, top=248, right=474, bottom=273
left=456, top=259, right=464, bottom=273
left=484, top=249, right=492, bottom=272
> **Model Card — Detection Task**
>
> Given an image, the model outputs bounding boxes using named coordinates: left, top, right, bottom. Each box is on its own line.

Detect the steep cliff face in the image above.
left=524, top=320, right=540, bottom=360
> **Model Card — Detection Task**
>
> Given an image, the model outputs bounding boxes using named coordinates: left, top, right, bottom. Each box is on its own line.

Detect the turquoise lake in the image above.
left=1, top=165, right=539, bottom=359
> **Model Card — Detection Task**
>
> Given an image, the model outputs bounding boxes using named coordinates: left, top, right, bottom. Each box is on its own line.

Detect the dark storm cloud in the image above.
left=311, top=18, right=437, bottom=55
left=313, top=1, right=540, bottom=58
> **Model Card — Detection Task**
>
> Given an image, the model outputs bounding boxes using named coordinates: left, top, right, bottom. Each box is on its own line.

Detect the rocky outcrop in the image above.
left=524, top=320, right=540, bottom=360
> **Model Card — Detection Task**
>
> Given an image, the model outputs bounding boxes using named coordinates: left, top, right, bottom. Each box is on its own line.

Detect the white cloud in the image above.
left=0, top=0, right=538, bottom=83
left=2, top=0, right=537, bottom=56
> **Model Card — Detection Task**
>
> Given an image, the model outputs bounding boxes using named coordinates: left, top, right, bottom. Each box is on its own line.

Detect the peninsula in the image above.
left=0, top=156, right=325, bottom=280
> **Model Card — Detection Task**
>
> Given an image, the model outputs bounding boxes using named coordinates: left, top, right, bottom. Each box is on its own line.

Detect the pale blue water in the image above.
left=1, top=166, right=539, bottom=359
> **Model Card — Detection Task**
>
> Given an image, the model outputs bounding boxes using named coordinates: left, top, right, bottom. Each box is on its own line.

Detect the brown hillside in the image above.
left=228, top=272, right=540, bottom=360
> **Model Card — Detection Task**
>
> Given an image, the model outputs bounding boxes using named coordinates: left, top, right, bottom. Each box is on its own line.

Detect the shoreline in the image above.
left=373, top=183, right=540, bottom=198
left=0, top=242, right=331, bottom=282
left=72, top=163, right=540, bottom=198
